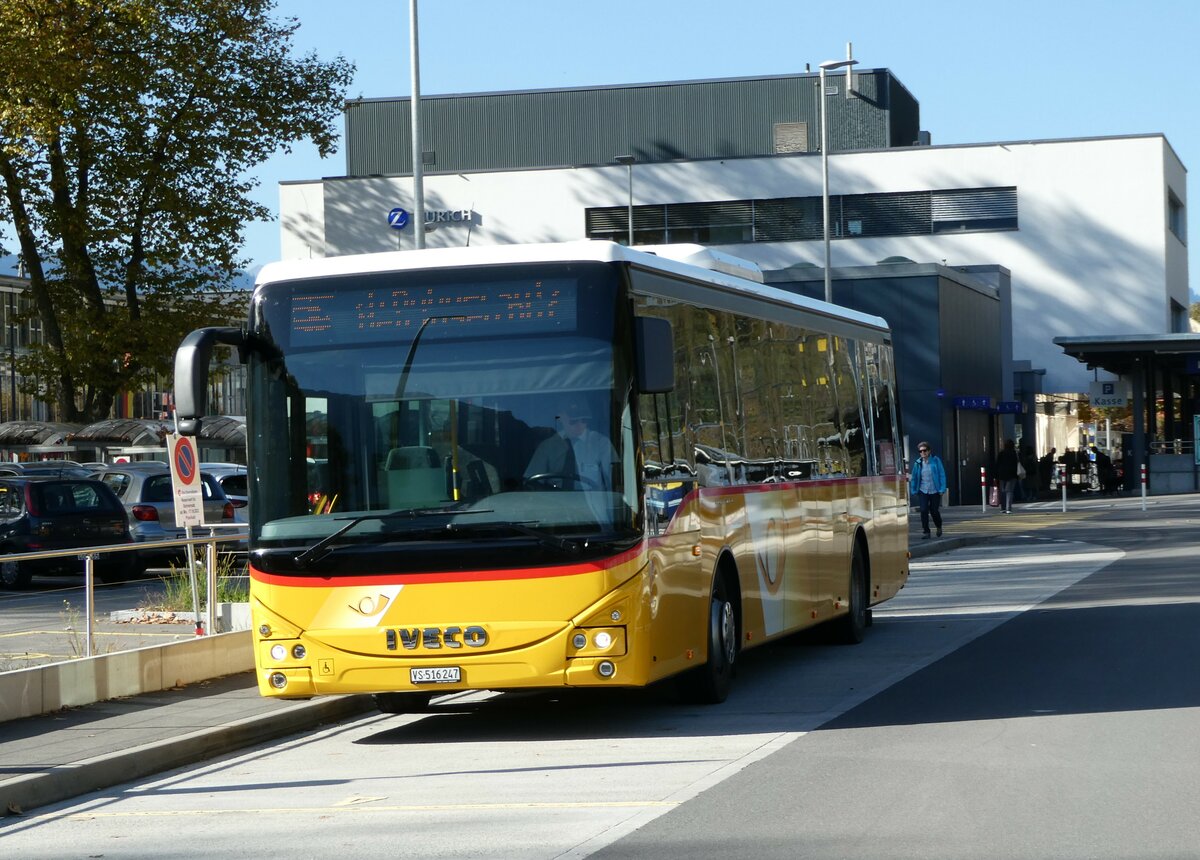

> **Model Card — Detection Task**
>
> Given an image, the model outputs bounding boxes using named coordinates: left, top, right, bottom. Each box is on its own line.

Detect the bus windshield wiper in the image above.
left=294, top=507, right=490, bottom=568
left=443, top=520, right=585, bottom=555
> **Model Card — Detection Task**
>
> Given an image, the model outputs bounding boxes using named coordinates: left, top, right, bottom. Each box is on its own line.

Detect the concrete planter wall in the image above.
left=0, top=630, right=254, bottom=724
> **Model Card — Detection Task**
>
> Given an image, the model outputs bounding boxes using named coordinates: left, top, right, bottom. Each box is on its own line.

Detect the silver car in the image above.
left=199, top=462, right=249, bottom=522
left=97, top=462, right=236, bottom=567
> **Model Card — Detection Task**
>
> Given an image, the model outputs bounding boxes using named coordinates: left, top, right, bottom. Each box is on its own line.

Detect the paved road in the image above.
left=5, top=498, right=1196, bottom=858
left=0, top=571, right=189, bottom=669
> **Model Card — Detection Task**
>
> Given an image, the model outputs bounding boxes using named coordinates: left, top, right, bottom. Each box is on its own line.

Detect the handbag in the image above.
left=988, top=482, right=1000, bottom=507
left=1017, top=460, right=1027, bottom=480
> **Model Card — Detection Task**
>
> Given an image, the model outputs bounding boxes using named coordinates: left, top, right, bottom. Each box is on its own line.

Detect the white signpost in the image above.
left=167, top=433, right=205, bottom=634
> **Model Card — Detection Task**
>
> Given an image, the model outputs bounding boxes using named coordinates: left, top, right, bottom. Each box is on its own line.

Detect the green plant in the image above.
left=139, top=553, right=249, bottom=613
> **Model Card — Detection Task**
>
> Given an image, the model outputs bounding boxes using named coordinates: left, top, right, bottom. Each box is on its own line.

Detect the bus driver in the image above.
left=524, top=401, right=617, bottom=492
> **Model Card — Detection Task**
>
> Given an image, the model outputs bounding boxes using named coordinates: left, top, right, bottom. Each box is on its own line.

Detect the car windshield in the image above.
left=246, top=261, right=640, bottom=568
left=31, top=481, right=123, bottom=516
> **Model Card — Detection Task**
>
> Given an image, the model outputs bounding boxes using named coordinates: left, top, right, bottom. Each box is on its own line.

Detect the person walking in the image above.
left=909, top=441, right=947, bottom=539
left=993, top=438, right=1020, bottom=513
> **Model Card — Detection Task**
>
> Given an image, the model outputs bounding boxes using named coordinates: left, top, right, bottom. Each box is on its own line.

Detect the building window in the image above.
left=586, top=186, right=1018, bottom=246
left=1168, top=190, right=1186, bottom=243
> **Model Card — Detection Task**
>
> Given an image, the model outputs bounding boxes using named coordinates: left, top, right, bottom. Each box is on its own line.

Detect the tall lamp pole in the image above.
left=615, top=155, right=635, bottom=246
left=409, top=0, right=426, bottom=249
left=819, top=50, right=858, bottom=305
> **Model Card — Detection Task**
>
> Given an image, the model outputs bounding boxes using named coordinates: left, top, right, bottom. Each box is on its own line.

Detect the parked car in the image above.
left=200, top=463, right=248, bottom=521
left=0, top=461, right=95, bottom=479
left=0, top=476, right=136, bottom=589
left=95, top=462, right=237, bottom=568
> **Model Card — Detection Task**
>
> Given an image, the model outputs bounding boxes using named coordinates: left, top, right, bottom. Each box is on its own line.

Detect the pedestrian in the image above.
left=1038, top=447, right=1057, bottom=493
left=909, top=441, right=947, bottom=539
left=993, top=438, right=1020, bottom=513
left=1019, top=443, right=1039, bottom=500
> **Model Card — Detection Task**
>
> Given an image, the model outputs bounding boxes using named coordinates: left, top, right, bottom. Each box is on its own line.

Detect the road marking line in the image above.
left=63, top=800, right=680, bottom=820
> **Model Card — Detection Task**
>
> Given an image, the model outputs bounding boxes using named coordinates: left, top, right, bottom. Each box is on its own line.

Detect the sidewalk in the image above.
left=0, top=493, right=1181, bottom=818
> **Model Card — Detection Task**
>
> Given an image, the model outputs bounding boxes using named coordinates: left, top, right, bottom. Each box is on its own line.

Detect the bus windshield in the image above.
left=245, top=261, right=640, bottom=570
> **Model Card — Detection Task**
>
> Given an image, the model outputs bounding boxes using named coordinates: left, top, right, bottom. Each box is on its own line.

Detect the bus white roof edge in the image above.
left=255, top=241, right=889, bottom=336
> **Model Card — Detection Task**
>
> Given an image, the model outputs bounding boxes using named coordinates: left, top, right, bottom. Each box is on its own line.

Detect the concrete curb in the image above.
left=2, top=694, right=375, bottom=817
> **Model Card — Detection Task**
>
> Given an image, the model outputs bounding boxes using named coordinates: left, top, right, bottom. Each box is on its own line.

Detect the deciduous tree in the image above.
left=0, top=0, right=353, bottom=421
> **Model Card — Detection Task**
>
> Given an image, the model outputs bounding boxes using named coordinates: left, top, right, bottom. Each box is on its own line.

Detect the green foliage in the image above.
left=141, top=553, right=249, bottom=611
left=0, top=0, right=354, bottom=421
left=1190, top=301, right=1199, bottom=325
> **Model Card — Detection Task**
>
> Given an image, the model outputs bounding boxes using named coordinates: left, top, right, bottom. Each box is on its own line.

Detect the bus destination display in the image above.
left=290, top=278, right=576, bottom=346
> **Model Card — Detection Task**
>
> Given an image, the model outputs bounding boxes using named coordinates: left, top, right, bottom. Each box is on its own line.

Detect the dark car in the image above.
left=0, top=476, right=136, bottom=589
left=0, top=461, right=95, bottom=479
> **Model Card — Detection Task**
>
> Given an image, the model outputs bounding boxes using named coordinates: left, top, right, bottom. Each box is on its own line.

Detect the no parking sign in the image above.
left=167, top=433, right=204, bottom=526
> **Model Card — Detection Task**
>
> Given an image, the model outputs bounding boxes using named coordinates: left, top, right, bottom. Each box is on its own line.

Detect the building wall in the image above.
left=343, top=70, right=916, bottom=176
left=279, top=134, right=1185, bottom=396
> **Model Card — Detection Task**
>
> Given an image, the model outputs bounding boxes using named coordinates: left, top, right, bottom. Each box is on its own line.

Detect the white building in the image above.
left=282, top=132, right=1187, bottom=397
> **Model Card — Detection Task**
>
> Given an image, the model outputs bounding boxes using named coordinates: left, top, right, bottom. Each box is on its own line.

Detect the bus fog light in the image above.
left=597, top=661, right=616, bottom=678
left=572, top=632, right=587, bottom=649
left=270, top=644, right=287, bottom=661
left=269, top=672, right=288, bottom=689
left=292, top=644, right=307, bottom=660
left=259, top=624, right=272, bottom=637
left=593, top=631, right=613, bottom=649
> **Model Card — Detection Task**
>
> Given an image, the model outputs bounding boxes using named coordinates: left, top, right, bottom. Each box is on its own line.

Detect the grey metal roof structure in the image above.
left=344, top=70, right=920, bottom=177
left=1054, top=333, right=1200, bottom=376
left=1056, top=334, right=1200, bottom=489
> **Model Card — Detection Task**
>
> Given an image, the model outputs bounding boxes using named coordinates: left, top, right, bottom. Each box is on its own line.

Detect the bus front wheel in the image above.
left=680, top=574, right=737, bottom=704
left=374, top=692, right=433, bottom=714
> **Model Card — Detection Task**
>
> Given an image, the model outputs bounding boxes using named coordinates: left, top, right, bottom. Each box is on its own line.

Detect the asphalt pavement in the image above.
left=0, top=491, right=1182, bottom=819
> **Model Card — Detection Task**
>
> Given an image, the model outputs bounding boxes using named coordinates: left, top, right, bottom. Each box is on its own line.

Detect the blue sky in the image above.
left=6, top=0, right=1198, bottom=297
left=247, top=0, right=1200, bottom=296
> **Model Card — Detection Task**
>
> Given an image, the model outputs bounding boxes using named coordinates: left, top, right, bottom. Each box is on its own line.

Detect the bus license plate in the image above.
left=410, top=666, right=461, bottom=684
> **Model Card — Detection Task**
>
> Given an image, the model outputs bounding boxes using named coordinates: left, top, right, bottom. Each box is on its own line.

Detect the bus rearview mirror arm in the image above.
left=174, top=326, right=246, bottom=436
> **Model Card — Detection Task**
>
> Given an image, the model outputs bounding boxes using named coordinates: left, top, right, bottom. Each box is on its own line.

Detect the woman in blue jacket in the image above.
left=909, top=441, right=947, bottom=538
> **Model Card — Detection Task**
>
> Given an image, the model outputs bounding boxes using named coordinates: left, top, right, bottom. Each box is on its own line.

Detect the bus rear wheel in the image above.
left=374, top=692, right=434, bottom=714
left=680, top=574, right=737, bottom=704
left=834, top=546, right=868, bottom=645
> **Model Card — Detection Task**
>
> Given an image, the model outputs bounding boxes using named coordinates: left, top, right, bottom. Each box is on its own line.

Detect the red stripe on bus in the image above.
left=250, top=543, right=647, bottom=587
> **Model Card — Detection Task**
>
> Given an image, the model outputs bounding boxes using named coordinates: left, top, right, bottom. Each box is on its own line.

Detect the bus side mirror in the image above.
left=174, top=326, right=246, bottom=436
left=635, top=317, right=674, bottom=394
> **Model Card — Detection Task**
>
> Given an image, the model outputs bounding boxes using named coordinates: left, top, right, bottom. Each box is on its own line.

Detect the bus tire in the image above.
left=834, top=544, right=868, bottom=645
left=374, top=692, right=434, bottom=714
left=680, top=572, right=738, bottom=704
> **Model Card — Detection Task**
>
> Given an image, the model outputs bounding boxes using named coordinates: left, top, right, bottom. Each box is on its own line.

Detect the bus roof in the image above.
left=256, top=241, right=892, bottom=340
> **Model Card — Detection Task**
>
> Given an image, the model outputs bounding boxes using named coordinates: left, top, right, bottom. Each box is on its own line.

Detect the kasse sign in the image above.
left=1089, top=381, right=1129, bottom=408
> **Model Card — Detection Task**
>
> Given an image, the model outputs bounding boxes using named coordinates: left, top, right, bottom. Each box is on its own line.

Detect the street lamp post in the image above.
left=819, top=52, right=858, bottom=305
left=615, top=155, right=635, bottom=246
left=409, top=0, right=426, bottom=249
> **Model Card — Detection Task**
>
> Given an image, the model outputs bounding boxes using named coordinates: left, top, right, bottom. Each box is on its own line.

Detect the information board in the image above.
left=167, top=433, right=204, bottom=527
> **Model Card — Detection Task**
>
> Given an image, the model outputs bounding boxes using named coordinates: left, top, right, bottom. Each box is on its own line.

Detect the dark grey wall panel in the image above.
left=345, top=70, right=919, bottom=177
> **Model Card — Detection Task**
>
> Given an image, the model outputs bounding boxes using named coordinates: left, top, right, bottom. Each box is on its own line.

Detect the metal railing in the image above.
left=0, top=524, right=249, bottom=658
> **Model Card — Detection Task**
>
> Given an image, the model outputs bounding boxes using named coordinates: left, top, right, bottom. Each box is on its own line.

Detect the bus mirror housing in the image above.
left=635, top=317, right=674, bottom=394
left=174, top=326, right=246, bottom=436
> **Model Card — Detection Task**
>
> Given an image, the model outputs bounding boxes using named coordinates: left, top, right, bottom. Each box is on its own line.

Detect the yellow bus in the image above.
left=174, top=241, right=908, bottom=709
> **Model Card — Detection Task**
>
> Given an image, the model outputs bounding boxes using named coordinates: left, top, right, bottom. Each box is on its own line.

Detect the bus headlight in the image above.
left=568, top=627, right=625, bottom=656
left=270, top=644, right=287, bottom=661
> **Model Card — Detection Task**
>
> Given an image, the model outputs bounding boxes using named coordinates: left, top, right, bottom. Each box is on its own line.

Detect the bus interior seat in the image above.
left=385, top=446, right=440, bottom=470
